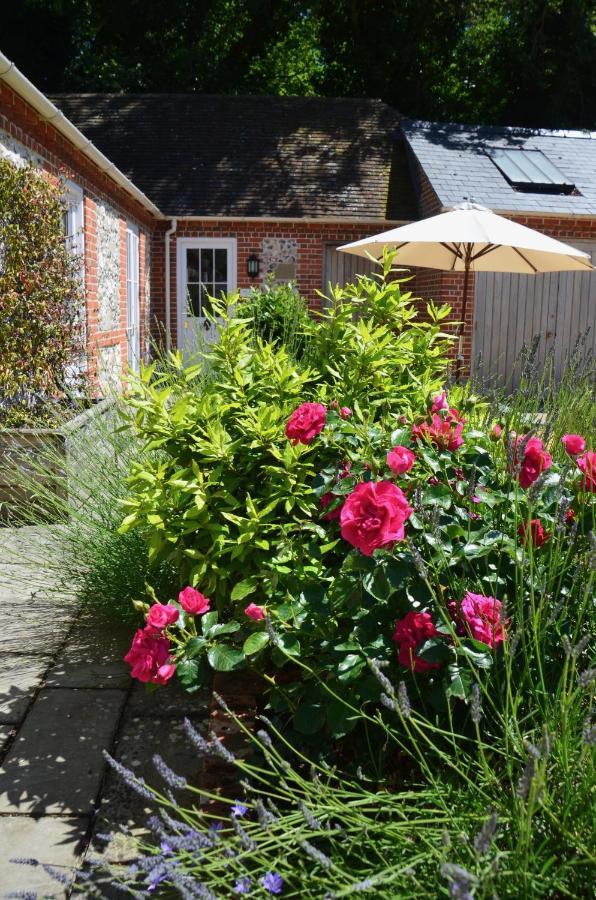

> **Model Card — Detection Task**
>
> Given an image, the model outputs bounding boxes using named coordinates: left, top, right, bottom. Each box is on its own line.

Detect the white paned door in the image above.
left=177, top=238, right=236, bottom=358
left=126, top=223, right=141, bottom=374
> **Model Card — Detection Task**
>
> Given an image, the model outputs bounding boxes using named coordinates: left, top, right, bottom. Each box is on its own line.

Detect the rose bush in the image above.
left=122, top=369, right=594, bottom=737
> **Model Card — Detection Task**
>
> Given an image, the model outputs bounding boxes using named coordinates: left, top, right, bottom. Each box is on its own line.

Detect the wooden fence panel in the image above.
left=472, top=241, right=596, bottom=387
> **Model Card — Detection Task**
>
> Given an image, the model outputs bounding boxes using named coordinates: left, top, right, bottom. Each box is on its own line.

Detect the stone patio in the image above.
left=0, top=527, right=211, bottom=898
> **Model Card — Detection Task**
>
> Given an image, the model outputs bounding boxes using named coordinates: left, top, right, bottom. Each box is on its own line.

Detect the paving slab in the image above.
left=45, top=620, right=131, bottom=690
left=0, top=654, right=52, bottom=724
left=97, top=713, right=208, bottom=835
left=2, top=608, right=75, bottom=654
left=0, top=725, right=13, bottom=749
left=127, top=680, right=212, bottom=717
left=0, top=815, right=86, bottom=898
left=0, top=687, right=126, bottom=815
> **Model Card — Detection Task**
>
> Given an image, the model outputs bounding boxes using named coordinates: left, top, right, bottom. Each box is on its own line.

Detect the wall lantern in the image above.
left=246, top=254, right=260, bottom=278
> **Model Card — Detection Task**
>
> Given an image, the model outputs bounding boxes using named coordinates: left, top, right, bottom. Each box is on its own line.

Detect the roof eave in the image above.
left=0, top=52, right=164, bottom=219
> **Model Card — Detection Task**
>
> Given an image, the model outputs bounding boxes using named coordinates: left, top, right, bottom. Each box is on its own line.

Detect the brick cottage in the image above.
left=1, top=50, right=595, bottom=390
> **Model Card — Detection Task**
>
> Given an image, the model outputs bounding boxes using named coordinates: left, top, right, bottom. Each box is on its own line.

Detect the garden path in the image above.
left=0, top=526, right=211, bottom=898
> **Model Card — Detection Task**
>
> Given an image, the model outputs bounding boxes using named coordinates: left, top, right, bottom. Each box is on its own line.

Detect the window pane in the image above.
left=187, top=249, right=200, bottom=281
left=214, top=249, right=227, bottom=281
left=186, top=283, right=201, bottom=317
left=213, top=282, right=228, bottom=300
left=201, top=249, right=214, bottom=282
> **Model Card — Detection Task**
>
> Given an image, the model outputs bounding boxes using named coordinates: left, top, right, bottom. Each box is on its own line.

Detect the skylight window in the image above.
left=485, top=148, right=576, bottom=195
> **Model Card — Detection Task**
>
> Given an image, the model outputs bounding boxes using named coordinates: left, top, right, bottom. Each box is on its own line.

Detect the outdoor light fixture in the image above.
left=247, top=254, right=260, bottom=278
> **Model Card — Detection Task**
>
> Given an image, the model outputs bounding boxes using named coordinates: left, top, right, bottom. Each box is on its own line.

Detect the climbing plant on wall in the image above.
left=0, top=158, right=86, bottom=427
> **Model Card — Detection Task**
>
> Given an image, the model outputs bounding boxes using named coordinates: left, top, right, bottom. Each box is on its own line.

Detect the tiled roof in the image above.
left=401, top=119, right=596, bottom=217
left=51, top=94, right=412, bottom=220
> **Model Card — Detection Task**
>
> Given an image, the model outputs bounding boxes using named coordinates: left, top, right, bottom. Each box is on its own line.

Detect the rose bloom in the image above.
left=561, top=434, right=586, bottom=456
left=340, top=406, right=352, bottom=418
left=146, top=602, right=179, bottom=630
left=244, top=602, right=265, bottom=621
left=490, top=423, right=503, bottom=441
left=577, top=450, right=596, bottom=492
left=449, top=592, right=507, bottom=649
left=178, top=586, right=211, bottom=616
left=285, top=402, right=327, bottom=445
left=431, top=391, right=449, bottom=412
left=393, top=611, right=441, bottom=673
left=518, top=518, right=551, bottom=547
left=512, top=435, right=552, bottom=488
left=320, top=491, right=343, bottom=521
left=387, top=445, right=416, bottom=475
left=340, top=480, right=412, bottom=556
left=412, top=409, right=465, bottom=452
left=124, top=626, right=176, bottom=684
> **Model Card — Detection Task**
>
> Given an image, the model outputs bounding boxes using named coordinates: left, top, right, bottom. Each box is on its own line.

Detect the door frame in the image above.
left=176, top=236, right=237, bottom=350
left=125, top=222, right=140, bottom=374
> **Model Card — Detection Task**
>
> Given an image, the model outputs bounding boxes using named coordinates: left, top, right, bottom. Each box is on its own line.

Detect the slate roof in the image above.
left=51, top=94, right=412, bottom=220
left=401, top=119, right=596, bottom=217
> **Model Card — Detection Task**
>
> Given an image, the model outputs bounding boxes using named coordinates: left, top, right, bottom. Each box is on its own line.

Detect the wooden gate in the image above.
left=471, top=240, right=596, bottom=387
left=322, top=244, right=377, bottom=296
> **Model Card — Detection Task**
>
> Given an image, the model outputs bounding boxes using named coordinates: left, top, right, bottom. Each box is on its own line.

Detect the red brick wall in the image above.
left=153, top=219, right=391, bottom=346
left=0, top=80, right=156, bottom=389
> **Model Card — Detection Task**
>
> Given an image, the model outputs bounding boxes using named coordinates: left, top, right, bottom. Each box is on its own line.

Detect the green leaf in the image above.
left=447, top=663, right=472, bottom=699
left=231, top=579, right=257, bottom=602
left=362, top=565, right=392, bottom=602
left=207, top=644, right=246, bottom=672
left=276, top=633, right=301, bottom=657
left=176, top=658, right=204, bottom=693
left=185, top=636, right=206, bottom=659
left=243, top=632, right=270, bottom=655
left=201, top=611, right=218, bottom=634
left=207, top=622, right=241, bottom=638
left=294, top=703, right=325, bottom=735
left=326, top=701, right=359, bottom=738
left=417, top=638, right=451, bottom=663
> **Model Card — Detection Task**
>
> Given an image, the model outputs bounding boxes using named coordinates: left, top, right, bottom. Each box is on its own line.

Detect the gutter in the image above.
left=0, top=51, right=163, bottom=219
left=164, top=219, right=177, bottom=352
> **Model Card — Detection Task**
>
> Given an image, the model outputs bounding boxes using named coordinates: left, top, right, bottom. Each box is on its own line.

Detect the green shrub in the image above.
left=0, top=158, right=85, bottom=427
left=237, top=279, right=312, bottom=361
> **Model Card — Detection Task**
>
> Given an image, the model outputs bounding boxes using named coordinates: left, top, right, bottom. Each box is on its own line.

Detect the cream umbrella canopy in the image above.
left=338, top=202, right=594, bottom=376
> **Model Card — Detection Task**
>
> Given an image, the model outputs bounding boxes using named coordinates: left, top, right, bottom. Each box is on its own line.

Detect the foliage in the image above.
left=4, top=1, right=596, bottom=127
left=4, top=401, right=177, bottom=624
left=0, top=158, right=85, bottom=427
left=236, top=280, right=312, bottom=361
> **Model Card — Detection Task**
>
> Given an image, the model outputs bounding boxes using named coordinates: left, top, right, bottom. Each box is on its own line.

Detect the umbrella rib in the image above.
left=511, top=246, right=539, bottom=273
left=471, top=244, right=499, bottom=262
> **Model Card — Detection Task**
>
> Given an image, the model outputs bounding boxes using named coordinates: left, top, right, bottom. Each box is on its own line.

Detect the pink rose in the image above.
left=320, top=491, right=343, bottom=521
left=178, top=586, right=211, bottom=616
left=146, top=603, right=179, bottom=630
left=124, top=627, right=176, bottom=684
left=340, top=406, right=352, bottom=418
left=431, top=391, right=448, bottom=412
left=449, top=592, right=507, bottom=649
left=513, top=436, right=552, bottom=488
left=285, top=402, right=327, bottom=445
left=340, top=480, right=412, bottom=556
left=518, top=518, right=550, bottom=548
left=387, top=445, right=416, bottom=475
left=393, top=611, right=441, bottom=673
left=577, top=450, right=596, bottom=492
left=561, top=434, right=586, bottom=456
left=490, top=423, right=503, bottom=441
left=412, top=409, right=464, bottom=452
left=244, top=603, right=265, bottom=621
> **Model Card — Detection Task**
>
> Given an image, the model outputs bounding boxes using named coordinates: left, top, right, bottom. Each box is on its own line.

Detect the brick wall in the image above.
left=0, top=80, right=156, bottom=391
left=153, top=219, right=390, bottom=346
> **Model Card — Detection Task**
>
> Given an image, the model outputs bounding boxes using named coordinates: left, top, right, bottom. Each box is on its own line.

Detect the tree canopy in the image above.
left=4, top=0, right=596, bottom=128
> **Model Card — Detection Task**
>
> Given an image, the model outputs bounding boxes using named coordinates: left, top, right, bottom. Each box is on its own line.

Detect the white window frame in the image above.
left=176, top=237, right=237, bottom=348
left=126, top=222, right=141, bottom=374
left=63, top=179, right=84, bottom=257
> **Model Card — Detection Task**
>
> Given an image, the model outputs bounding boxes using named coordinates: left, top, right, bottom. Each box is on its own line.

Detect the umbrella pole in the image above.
left=455, top=256, right=471, bottom=381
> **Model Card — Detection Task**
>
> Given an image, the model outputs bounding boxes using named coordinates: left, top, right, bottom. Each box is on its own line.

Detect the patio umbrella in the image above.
left=338, top=202, right=594, bottom=377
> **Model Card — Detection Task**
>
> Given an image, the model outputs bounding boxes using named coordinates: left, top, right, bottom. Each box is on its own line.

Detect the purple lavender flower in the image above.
left=160, top=839, right=174, bottom=855
left=261, top=871, right=284, bottom=894
left=233, top=876, right=252, bottom=894
left=231, top=802, right=249, bottom=818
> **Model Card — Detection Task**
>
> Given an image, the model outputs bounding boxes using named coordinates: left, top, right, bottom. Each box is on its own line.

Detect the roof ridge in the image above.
left=401, top=117, right=596, bottom=141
